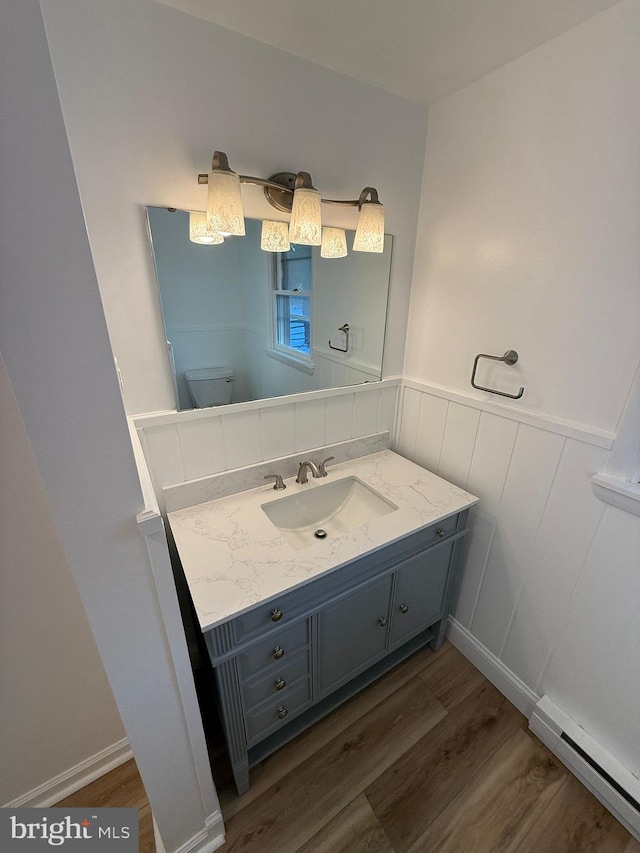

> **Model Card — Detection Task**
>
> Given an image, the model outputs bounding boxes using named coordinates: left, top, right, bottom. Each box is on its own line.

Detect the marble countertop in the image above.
left=167, top=450, right=478, bottom=632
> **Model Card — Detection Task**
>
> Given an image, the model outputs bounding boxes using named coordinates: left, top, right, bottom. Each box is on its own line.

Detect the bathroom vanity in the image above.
left=167, top=450, right=477, bottom=794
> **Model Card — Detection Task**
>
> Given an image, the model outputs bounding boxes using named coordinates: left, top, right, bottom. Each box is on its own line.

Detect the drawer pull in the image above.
left=271, top=608, right=283, bottom=622
left=378, top=617, right=388, bottom=627
left=273, top=646, right=285, bottom=660
left=275, top=677, right=286, bottom=691
left=277, top=706, right=288, bottom=719
left=399, top=604, right=409, bottom=614
left=436, top=528, right=447, bottom=538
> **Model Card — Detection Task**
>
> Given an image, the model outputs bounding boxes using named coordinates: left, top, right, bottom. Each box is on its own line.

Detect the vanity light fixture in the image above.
left=260, top=220, right=290, bottom=252
left=189, top=211, right=224, bottom=244
left=198, top=150, right=385, bottom=255
left=206, top=151, right=245, bottom=236
left=288, top=172, right=322, bottom=246
left=321, top=227, right=348, bottom=258
left=353, top=188, right=385, bottom=253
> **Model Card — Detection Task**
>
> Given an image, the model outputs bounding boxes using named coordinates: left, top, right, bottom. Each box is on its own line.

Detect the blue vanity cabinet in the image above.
left=203, top=509, right=469, bottom=795
left=388, top=543, right=453, bottom=649
left=316, top=573, right=394, bottom=697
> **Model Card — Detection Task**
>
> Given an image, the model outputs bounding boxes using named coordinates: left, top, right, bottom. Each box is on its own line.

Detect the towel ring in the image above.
left=329, top=323, right=350, bottom=353
left=471, top=350, right=525, bottom=399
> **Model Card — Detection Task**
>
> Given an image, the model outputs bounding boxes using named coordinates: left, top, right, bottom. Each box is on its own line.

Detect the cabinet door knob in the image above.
left=399, top=604, right=409, bottom=614
left=436, top=528, right=447, bottom=538
left=271, top=608, right=283, bottom=622
left=378, top=617, right=388, bottom=627
left=273, top=646, right=285, bottom=660
left=275, top=677, right=286, bottom=691
left=277, top=706, right=288, bottom=719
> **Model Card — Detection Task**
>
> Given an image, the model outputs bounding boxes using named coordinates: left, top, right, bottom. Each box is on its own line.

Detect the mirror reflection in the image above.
left=146, top=207, right=393, bottom=410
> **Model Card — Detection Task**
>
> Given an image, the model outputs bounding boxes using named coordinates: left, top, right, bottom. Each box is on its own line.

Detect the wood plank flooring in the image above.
left=57, top=643, right=640, bottom=853
left=54, top=758, right=155, bottom=852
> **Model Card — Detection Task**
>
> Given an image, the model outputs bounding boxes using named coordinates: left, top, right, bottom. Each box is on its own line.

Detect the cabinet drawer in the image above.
left=238, top=620, right=309, bottom=680
left=242, top=651, right=310, bottom=710
left=423, top=515, right=458, bottom=544
left=231, top=588, right=311, bottom=642
left=246, top=680, right=311, bottom=745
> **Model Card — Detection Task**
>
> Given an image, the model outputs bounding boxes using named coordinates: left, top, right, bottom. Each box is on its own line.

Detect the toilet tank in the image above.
left=185, top=367, right=234, bottom=408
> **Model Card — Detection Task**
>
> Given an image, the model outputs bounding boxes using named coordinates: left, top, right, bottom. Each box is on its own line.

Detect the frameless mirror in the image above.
left=146, top=207, right=392, bottom=410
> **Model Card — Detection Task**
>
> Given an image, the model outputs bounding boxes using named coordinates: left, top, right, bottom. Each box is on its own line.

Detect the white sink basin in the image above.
left=261, top=476, right=398, bottom=550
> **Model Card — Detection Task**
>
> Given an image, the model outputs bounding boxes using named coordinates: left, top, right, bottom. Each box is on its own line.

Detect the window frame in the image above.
left=266, top=244, right=315, bottom=373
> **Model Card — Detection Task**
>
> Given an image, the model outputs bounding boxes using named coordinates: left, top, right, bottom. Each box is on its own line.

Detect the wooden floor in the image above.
left=59, top=643, right=640, bottom=853
left=54, top=759, right=155, bottom=852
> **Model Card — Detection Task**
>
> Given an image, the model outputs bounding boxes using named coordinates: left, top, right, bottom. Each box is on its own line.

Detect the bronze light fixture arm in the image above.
left=198, top=152, right=380, bottom=212
left=198, top=172, right=374, bottom=207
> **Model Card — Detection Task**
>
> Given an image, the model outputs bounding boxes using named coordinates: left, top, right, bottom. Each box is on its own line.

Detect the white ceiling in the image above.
left=152, top=0, right=621, bottom=104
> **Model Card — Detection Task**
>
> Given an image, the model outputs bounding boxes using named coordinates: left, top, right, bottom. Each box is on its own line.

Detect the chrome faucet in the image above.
left=318, top=456, right=335, bottom=477
left=264, top=473, right=286, bottom=491
left=296, top=460, right=321, bottom=484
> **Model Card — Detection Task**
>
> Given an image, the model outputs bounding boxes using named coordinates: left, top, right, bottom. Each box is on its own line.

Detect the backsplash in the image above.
left=134, top=380, right=399, bottom=506
left=163, top=432, right=390, bottom=512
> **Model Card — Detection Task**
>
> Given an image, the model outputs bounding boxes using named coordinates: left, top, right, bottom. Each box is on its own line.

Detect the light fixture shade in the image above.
left=321, top=227, right=347, bottom=258
left=261, top=220, right=290, bottom=252
left=353, top=202, right=385, bottom=253
left=288, top=187, right=322, bottom=246
left=189, top=211, right=224, bottom=244
left=207, top=170, right=245, bottom=236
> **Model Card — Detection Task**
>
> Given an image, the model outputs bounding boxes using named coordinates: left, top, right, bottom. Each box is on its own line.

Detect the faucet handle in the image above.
left=318, top=456, right=335, bottom=477
left=264, top=473, right=286, bottom=491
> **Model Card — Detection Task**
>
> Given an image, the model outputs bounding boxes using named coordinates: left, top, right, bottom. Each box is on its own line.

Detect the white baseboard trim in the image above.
left=153, top=817, right=167, bottom=853
left=3, top=737, right=133, bottom=808
left=165, top=811, right=225, bottom=853
left=447, top=617, right=539, bottom=718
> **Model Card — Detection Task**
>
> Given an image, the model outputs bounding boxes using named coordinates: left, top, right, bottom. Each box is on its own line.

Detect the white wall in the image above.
left=40, top=0, right=427, bottom=416
left=402, top=0, right=640, bottom=777
left=405, top=0, right=640, bottom=435
left=0, top=2, right=220, bottom=848
left=0, top=356, right=126, bottom=806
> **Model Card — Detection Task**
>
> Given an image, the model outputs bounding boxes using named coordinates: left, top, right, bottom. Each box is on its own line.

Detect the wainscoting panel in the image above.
left=501, top=439, right=608, bottom=690
left=259, top=404, right=296, bottom=462
left=178, top=416, right=226, bottom=482
left=220, top=409, right=265, bottom=470
left=325, top=393, right=356, bottom=445
left=396, top=379, right=613, bottom=695
left=541, top=504, right=640, bottom=778
left=455, top=412, right=519, bottom=629
left=413, top=391, right=449, bottom=472
left=470, top=425, right=565, bottom=655
left=294, top=398, right=327, bottom=452
left=135, top=381, right=400, bottom=498
left=397, top=385, right=423, bottom=459
left=139, top=422, right=185, bottom=488
left=438, top=401, right=481, bottom=489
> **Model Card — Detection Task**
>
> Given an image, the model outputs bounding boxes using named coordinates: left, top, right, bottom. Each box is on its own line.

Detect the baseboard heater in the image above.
left=529, top=696, right=640, bottom=841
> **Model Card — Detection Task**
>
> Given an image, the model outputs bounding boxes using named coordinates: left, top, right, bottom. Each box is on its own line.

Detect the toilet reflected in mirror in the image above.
left=185, top=367, right=234, bottom=408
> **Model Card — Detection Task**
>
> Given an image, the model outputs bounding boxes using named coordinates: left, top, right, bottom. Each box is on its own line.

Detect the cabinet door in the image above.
left=389, top=543, right=452, bottom=648
left=317, top=574, right=393, bottom=697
